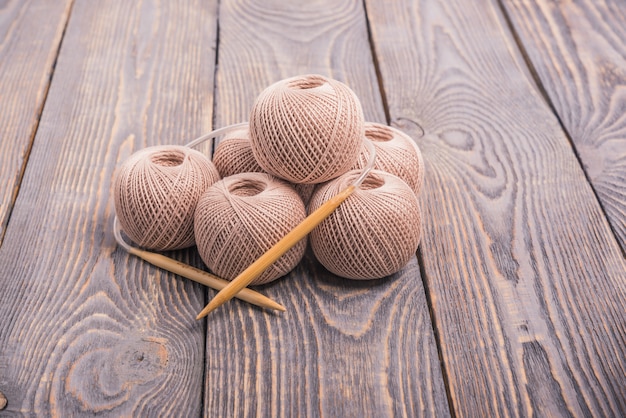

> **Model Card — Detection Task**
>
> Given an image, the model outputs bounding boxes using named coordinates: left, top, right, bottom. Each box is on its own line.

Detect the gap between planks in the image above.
left=0, top=0, right=77, bottom=247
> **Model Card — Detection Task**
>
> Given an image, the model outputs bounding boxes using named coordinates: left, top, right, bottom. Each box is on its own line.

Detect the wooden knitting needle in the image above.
left=129, top=247, right=286, bottom=312
left=114, top=218, right=285, bottom=311
left=195, top=184, right=356, bottom=319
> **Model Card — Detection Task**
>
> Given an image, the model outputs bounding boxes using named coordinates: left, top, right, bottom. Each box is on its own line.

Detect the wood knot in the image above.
left=66, top=336, right=169, bottom=412
left=113, top=337, right=169, bottom=379
left=391, top=117, right=424, bottom=138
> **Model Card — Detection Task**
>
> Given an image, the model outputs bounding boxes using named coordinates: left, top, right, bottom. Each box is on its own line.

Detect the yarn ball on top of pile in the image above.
left=249, top=74, right=364, bottom=184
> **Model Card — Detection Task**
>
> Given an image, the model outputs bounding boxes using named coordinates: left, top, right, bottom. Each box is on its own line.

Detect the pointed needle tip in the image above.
left=195, top=309, right=210, bottom=321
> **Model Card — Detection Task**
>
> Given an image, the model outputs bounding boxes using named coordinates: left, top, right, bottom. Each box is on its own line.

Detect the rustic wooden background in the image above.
left=0, top=0, right=624, bottom=416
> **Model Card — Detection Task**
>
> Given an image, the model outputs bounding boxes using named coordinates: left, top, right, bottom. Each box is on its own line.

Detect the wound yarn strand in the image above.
left=213, top=126, right=265, bottom=177
left=309, top=169, right=421, bottom=280
left=353, top=122, right=425, bottom=195
left=249, top=74, right=364, bottom=184
left=194, top=173, right=307, bottom=285
left=113, top=145, right=220, bottom=251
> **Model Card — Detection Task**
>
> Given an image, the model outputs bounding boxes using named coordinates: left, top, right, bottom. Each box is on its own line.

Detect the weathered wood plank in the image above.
left=0, top=0, right=73, bottom=245
left=213, top=0, right=386, bottom=124
left=365, top=0, right=626, bottom=416
left=501, top=0, right=626, bottom=254
left=203, top=0, right=451, bottom=416
left=0, top=0, right=217, bottom=415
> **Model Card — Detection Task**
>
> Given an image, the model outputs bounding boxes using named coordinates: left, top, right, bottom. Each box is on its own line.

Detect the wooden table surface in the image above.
left=1, top=0, right=625, bottom=416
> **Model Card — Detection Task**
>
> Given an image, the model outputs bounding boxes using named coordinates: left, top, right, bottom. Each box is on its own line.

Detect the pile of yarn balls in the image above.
left=114, top=74, right=424, bottom=285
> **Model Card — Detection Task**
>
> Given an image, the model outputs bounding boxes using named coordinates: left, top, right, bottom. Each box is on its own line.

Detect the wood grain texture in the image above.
left=204, top=0, right=451, bottom=416
left=365, top=0, right=626, bottom=416
left=0, top=0, right=73, bottom=245
left=213, top=0, right=386, bottom=125
left=0, top=0, right=218, bottom=415
left=500, top=0, right=626, bottom=254
left=206, top=255, right=449, bottom=417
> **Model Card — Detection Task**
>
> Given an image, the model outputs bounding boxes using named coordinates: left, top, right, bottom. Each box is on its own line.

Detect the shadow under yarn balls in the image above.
left=309, top=170, right=422, bottom=280
left=213, top=125, right=265, bottom=178
left=114, top=145, right=220, bottom=251
left=353, top=122, right=425, bottom=195
left=249, top=74, right=364, bottom=184
left=194, top=172, right=307, bottom=285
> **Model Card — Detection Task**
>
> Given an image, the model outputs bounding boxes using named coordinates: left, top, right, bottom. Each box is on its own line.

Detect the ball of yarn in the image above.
left=194, top=172, right=307, bottom=285
left=249, top=74, right=364, bottom=184
left=309, top=170, right=421, bottom=280
left=114, top=145, right=220, bottom=251
left=353, top=122, right=425, bottom=195
left=213, top=126, right=265, bottom=177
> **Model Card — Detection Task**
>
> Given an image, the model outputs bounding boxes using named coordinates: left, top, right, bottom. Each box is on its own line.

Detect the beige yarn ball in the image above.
left=213, top=126, right=265, bottom=177
left=353, top=122, right=425, bottom=195
left=249, top=74, right=364, bottom=184
left=309, top=170, right=421, bottom=280
left=194, top=173, right=307, bottom=285
left=114, top=145, right=220, bottom=251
